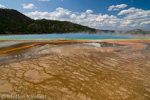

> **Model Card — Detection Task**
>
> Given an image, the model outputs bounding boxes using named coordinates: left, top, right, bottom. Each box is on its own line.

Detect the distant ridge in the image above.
left=0, top=9, right=96, bottom=34
left=96, top=29, right=150, bottom=35
left=125, top=29, right=150, bottom=35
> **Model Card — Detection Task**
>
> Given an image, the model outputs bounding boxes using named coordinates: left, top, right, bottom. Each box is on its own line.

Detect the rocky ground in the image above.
left=0, top=40, right=150, bottom=100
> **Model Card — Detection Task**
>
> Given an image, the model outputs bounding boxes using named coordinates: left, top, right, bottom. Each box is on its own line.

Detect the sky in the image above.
left=0, top=0, right=150, bottom=30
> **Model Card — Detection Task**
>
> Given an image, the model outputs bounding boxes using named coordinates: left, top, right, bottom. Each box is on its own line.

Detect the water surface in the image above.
left=0, top=33, right=139, bottom=40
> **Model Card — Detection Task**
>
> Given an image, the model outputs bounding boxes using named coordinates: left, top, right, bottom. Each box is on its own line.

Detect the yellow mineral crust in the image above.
left=0, top=40, right=150, bottom=100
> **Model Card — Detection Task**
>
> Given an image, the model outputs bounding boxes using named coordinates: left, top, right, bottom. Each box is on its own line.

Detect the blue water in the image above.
left=0, top=33, right=137, bottom=40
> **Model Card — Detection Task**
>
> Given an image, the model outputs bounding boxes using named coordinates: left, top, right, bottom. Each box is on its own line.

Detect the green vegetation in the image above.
left=0, top=9, right=96, bottom=34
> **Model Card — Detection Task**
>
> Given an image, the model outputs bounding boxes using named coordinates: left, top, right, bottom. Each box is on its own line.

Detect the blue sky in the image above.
left=0, top=0, right=150, bottom=30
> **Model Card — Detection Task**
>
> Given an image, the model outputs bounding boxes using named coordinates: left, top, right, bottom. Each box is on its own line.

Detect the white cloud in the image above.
left=22, top=3, right=36, bottom=9
left=86, top=9, right=93, bottom=14
left=0, top=4, right=6, bottom=8
left=141, top=21, right=150, bottom=25
left=118, top=7, right=143, bottom=15
left=38, top=0, right=50, bottom=1
left=108, top=4, right=128, bottom=11
left=25, top=7, right=150, bottom=30
left=118, top=8, right=150, bottom=29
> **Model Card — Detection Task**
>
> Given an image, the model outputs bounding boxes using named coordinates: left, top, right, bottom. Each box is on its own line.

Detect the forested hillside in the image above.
left=0, top=9, right=96, bottom=34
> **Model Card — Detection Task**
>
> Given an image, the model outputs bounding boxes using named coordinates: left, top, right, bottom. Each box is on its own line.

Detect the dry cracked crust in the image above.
left=0, top=42, right=150, bottom=100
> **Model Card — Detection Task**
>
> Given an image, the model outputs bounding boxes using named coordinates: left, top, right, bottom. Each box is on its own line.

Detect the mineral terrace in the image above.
left=0, top=40, right=150, bottom=100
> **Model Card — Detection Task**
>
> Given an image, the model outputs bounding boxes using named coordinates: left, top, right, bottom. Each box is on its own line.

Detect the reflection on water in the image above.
left=0, top=33, right=142, bottom=40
